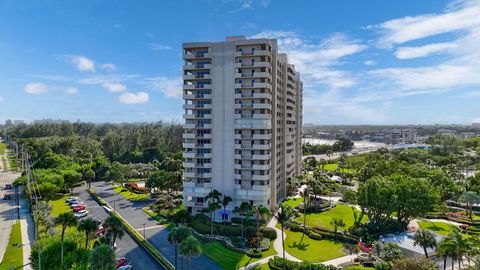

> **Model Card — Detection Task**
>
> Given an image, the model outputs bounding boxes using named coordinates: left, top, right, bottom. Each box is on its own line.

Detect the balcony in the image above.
left=183, top=93, right=212, bottom=100
left=183, top=114, right=212, bottom=120
left=234, top=114, right=271, bottom=120
left=234, top=62, right=272, bottom=69
left=183, top=186, right=212, bottom=197
left=235, top=184, right=269, bottom=191
left=234, top=103, right=272, bottom=110
left=183, top=133, right=196, bottom=139
left=195, top=153, right=212, bottom=158
left=183, top=84, right=212, bottom=90
left=184, top=74, right=212, bottom=80
left=183, top=64, right=212, bottom=70
left=252, top=153, right=271, bottom=160
left=183, top=103, right=212, bottom=110
left=234, top=93, right=271, bottom=99
left=183, top=52, right=212, bottom=60
left=234, top=133, right=271, bottom=140
left=234, top=143, right=271, bottom=150
left=234, top=83, right=272, bottom=90
left=182, top=162, right=196, bottom=168
left=234, top=50, right=270, bottom=57
left=234, top=189, right=270, bottom=202
left=234, top=72, right=272, bottom=79
left=182, top=143, right=195, bottom=148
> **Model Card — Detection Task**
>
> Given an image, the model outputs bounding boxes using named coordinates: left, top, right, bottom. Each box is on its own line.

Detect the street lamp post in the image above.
left=143, top=223, right=146, bottom=239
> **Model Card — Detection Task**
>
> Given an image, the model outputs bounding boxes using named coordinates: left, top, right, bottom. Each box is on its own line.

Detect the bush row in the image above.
left=268, top=257, right=338, bottom=270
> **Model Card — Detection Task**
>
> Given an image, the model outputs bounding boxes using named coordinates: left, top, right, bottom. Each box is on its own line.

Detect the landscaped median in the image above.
left=87, top=188, right=175, bottom=270
left=0, top=221, right=23, bottom=270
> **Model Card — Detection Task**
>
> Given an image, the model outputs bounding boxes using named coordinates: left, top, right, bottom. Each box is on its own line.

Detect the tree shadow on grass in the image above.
left=288, top=241, right=310, bottom=251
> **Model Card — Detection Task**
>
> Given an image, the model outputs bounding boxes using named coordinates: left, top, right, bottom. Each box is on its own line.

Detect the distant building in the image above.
left=5, top=119, right=13, bottom=126
left=437, top=128, right=457, bottom=137
left=472, top=123, right=480, bottom=128
left=460, top=132, right=476, bottom=139
left=401, top=129, right=418, bottom=144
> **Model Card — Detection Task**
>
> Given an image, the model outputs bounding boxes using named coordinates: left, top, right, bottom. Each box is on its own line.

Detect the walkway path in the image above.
left=19, top=186, right=34, bottom=270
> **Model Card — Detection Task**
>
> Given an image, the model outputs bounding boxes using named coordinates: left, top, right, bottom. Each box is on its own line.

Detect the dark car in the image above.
left=5, top=184, right=12, bottom=190
left=4, top=194, right=12, bottom=200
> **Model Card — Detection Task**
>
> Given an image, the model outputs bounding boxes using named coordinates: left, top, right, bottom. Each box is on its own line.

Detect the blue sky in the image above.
left=0, top=0, right=479, bottom=125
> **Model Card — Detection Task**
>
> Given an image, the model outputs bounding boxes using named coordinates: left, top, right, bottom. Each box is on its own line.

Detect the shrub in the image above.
left=231, top=217, right=242, bottom=224
left=306, top=230, right=323, bottom=240
left=229, top=236, right=243, bottom=248
left=289, top=223, right=303, bottom=232
left=246, top=248, right=262, bottom=258
left=218, top=225, right=241, bottom=237
left=190, top=219, right=216, bottom=235
left=268, top=257, right=337, bottom=270
left=258, top=238, right=270, bottom=251
left=260, top=227, right=277, bottom=240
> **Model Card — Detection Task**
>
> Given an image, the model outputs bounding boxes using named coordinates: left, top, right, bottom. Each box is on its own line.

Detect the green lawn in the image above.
left=295, top=203, right=367, bottom=231
left=1, top=157, right=6, bottom=172
left=282, top=197, right=303, bottom=208
left=0, top=143, right=5, bottom=155
left=49, top=193, right=73, bottom=217
left=251, top=264, right=270, bottom=270
left=0, top=221, right=23, bottom=270
left=284, top=229, right=345, bottom=262
left=201, top=241, right=276, bottom=269
left=7, top=155, right=16, bottom=171
left=113, top=185, right=150, bottom=201
left=418, top=221, right=455, bottom=236
left=323, top=163, right=353, bottom=173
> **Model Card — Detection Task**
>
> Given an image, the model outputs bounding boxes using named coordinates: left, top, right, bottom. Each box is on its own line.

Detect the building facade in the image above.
left=182, top=36, right=303, bottom=220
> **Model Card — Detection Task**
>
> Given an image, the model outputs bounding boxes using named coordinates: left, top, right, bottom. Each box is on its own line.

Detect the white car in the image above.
left=75, top=210, right=88, bottom=218
left=65, top=196, right=79, bottom=203
left=117, top=265, right=132, bottom=270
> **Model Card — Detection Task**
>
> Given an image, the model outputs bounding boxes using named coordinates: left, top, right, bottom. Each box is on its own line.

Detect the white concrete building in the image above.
left=182, top=36, right=303, bottom=220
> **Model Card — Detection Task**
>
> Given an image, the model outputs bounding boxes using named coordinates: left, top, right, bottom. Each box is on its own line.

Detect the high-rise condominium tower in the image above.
left=182, top=36, right=303, bottom=220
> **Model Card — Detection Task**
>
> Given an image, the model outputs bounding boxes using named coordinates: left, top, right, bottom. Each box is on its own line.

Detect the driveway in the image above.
left=91, top=181, right=222, bottom=270
left=74, top=186, right=165, bottom=270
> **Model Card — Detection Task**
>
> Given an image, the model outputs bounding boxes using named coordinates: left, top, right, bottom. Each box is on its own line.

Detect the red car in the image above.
left=72, top=205, right=86, bottom=212
left=115, top=257, right=127, bottom=268
left=95, top=226, right=105, bottom=237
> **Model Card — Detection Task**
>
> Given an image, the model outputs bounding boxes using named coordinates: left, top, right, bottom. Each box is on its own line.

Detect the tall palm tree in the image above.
left=207, top=189, right=222, bottom=204
left=448, top=228, right=470, bottom=269
left=234, top=202, right=252, bottom=238
left=254, top=205, right=271, bottom=230
left=221, top=195, right=232, bottom=225
left=413, top=229, right=437, bottom=258
left=276, top=204, right=294, bottom=270
left=300, top=187, right=310, bottom=241
left=437, top=238, right=455, bottom=270
left=168, top=227, right=192, bottom=270
left=103, top=216, right=125, bottom=247
left=326, top=150, right=333, bottom=163
left=79, top=218, right=99, bottom=249
left=179, top=236, right=202, bottom=270
left=207, top=202, right=221, bottom=236
left=55, top=212, right=78, bottom=265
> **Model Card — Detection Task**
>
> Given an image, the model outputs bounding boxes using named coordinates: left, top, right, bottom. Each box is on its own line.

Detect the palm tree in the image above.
left=89, top=244, right=116, bottom=270
left=179, top=236, right=202, bottom=270
left=55, top=212, right=78, bottom=265
left=330, top=217, right=346, bottom=240
left=168, top=227, right=192, bottom=270
left=254, top=205, right=271, bottom=230
left=326, top=150, right=333, bottom=163
left=300, top=187, right=310, bottom=241
left=448, top=228, right=471, bottom=269
left=437, top=238, right=455, bottom=270
left=78, top=218, right=99, bottom=249
left=207, top=189, right=222, bottom=204
left=276, top=204, right=294, bottom=270
left=221, top=195, right=232, bottom=225
left=206, top=202, right=221, bottom=236
left=234, top=202, right=252, bottom=238
left=413, top=229, right=437, bottom=258
left=103, top=216, right=125, bottom=247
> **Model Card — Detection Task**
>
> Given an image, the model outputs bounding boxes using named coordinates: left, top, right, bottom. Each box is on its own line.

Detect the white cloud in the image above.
left=24, top=83, right=47, bottom=95
left=77, top=74, right=140, bottom=85
left=395, top=42, right=458, bottom=59
left=102, top=82, right=127, bottom=93
left=251, top=31, right=367, bottom=90
left=118, top=92, right=150, bottom=104
left=373, top=0, right=480, bottom=47
left=363, top=60, right=376, bottom=66
left=144, top=76, right=182, bottom=99
left=0, top=96, right=2, bottom=102
left=466, top=91, right=480, bottom=97
left=101, top=63, right=117, bottom=72
left=64, top=55, right=95, bottom=72
left=149, top=43, right=171, bottom=51
left=65, top=87, right=78, bottom=95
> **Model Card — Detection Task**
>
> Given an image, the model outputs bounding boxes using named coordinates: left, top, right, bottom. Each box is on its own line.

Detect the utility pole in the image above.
left=143, top=223, right=146, bottom=239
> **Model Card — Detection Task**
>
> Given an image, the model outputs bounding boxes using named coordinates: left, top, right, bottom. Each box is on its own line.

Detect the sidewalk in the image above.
left=19, top=191, right=34, bottom=270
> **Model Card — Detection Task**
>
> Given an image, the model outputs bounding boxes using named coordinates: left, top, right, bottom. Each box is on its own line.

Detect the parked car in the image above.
left=117, top=265, right=132, bottom=270
left=95, top=226, right=105, bottom=237
left=3, top=194, right=12, bottom=200
left=65, top=196, right=78, bottom=203
left=72, top=205, right=86, bottom=212
left=75, top=210, right=88, bottom=219
left=70, top=202, right=85, bottom=209
left=5, top=184, right=12, bottom=190
left=68, top=199, right=82, bottom=205
left=115, top=257, right=127, bottom=268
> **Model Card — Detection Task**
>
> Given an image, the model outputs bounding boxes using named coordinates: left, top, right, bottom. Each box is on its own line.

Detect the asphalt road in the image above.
left=91, top=181, right=222, bottom=270
left=74, top=186, right=165, bottom=270
left=0, top=172, right=21, bottom=263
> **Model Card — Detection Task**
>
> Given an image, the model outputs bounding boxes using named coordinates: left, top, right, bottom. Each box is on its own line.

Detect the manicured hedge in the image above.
left=246, top=248, right=262, bottom=258
left=268, top=257, right=338, bottom=270
left=260, top=226, right=277, bottom=240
